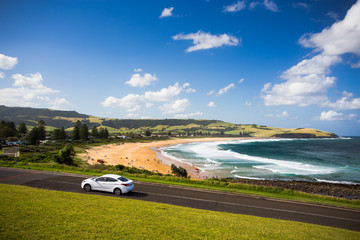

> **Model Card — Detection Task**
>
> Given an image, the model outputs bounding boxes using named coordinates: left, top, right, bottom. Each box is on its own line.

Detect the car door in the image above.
left=92, top=177, right=106, bottom=191
left=104, top=177, right=119, bottom=192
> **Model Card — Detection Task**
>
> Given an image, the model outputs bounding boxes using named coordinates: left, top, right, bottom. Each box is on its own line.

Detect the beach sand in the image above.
left=78, top=137, right=243, bottom=179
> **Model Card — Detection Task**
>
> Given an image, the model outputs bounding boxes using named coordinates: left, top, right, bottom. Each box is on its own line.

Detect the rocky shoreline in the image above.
left=231, top=179, right=360, bottom=199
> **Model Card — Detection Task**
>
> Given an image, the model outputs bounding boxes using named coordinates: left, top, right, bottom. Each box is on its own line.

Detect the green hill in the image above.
left=0, top=105, right=338, bottom=138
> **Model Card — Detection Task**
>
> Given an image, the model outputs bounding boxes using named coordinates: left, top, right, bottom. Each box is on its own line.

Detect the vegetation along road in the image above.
left=1, top=167, right=359, bottom=232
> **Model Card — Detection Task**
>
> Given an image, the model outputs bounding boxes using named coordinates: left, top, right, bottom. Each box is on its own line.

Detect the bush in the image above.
left=57, top=144, right=75, bottom=165
left=171, top=164, right=188, bottom=178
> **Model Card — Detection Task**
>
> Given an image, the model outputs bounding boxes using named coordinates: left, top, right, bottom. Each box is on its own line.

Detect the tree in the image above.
left=0, top=121, right=17, bottom=139
left=37, top=120, right=46, bottom=141
left=52, top=127, right=67, bottom=140
left=57, top=144, right=75, bottom=165
left=79, top=124, right=89, bottom=141
left=98, top=127, right=109, bottom=139
left=91, top=126, right=99, bottom=138
left=144, top=129, right=151, bottom=137
left=18, top=122, right=28, bottom=135
left=26, top=126, right=40, bottom=145
left=72, top=120, right=81, bottom=140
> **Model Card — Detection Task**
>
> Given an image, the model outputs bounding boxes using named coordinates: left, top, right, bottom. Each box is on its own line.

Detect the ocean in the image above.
left=161, top=137, right=360, bottom=184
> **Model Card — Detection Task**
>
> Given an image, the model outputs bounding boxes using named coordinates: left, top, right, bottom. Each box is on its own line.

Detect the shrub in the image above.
left=171, top=164, right=188, bottom=178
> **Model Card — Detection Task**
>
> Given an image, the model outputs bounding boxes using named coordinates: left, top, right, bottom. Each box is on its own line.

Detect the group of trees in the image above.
left=0, top=119, right=111, bottom=146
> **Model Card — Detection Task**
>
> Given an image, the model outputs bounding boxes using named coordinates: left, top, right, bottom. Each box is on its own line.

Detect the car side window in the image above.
left=106, top=178, right=117, bottom=182
left=96, top=177, right=105, bottom=182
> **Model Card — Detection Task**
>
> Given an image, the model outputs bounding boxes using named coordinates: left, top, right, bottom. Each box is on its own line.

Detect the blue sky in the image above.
left=0, top=0, right=359, bottom=136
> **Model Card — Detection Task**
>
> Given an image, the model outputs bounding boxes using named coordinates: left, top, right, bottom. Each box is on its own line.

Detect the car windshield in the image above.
left=118, top=176, right=129, bottom=182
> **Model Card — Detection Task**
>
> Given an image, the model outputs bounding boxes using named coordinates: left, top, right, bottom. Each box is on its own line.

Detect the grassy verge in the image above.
left=0, top=184, right=358, bottom=240
left=1, top=161, right=359, bottom=209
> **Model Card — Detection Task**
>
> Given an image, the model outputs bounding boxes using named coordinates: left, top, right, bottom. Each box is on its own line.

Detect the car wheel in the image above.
left=114, top=188, right=122, bottom=196
left=84, top=184, right=91, bottom=192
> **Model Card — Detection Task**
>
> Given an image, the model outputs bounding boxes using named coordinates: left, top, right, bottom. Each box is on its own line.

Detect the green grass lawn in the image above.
left=0, top=184, right=358, bottom=240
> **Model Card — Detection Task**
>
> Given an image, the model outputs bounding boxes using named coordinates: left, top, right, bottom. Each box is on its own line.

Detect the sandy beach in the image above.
left=78, top=137, right=243, bottom=179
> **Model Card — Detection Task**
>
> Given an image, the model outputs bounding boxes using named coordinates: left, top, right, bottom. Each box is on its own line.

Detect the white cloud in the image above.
left=174, top=111, right=203, bottom=119
left=351, top=61, right=360, bottom=68
left=238, top=78, right=245, bottom=84
left=318, top=110, right=357, bottom=121
left=245, top=101, right=252, bottom=107
left=262, top=1, right=360, bottom=107
left=326, top=96, right=360, bottom=110
left=299, top=2, right=360, bottom=57
left=145, top=102, right=154, bottom=108
left=208, top=101, right=216, bottom=107
left=217, top=83, right=235, bottom=96
left=278, top=111, right=289, bottom=118
left=207, top=90, right=215, bottom=96
left=160, top=7, right=174, bottom=18
left=266, top=111, right=290, bottom=118
left=0, top=72, right=71, bottom=109
left=223, top=1, right=246, bottom=13
left=126, top=73, right=158, bottom=88
left=101, top=94, right=143, bottom=111
left=183, top=83, right=196, bottom=93
left=172, top=31, right=240, bottom=52
left=160, top=99, right=190, bottom=114
left=134, top=68, right=143, bottom=72
left=126, top=113, right=140, bottom=118
left=0, top=53, right=18, bottom=70
left=0, top=72, right=5, bottom=79
left=102, top=82, right=190, bottom=112
left=144, top=82, right=182, bottom=101
left=263, top=0, right=279, bottom=12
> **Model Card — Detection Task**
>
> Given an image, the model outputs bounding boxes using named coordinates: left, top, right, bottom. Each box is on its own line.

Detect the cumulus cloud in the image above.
left=159, top=99, right=190, bottom=114
left=263, top=1, right=360, bottom=107
left=160, top=7, right=174, bottom=18
left=223, top=1, right=246, bottom=12
left=126, top=73, right=158, bottom=87
left=318, top=110, right=357, bottom=121
left=101, top=82, right=194, bottom=112
left=0, top=72, right=4, bottom=79
left=0, top=72, right=71, bottom=109
left=174, top=111, right=203, bottom=119
left=325, top=96, right=360, bottom=110
left=217, top=83, right=235, bottom=96
left=172, top=31, right=240, bottom=52
left=208, top=101, right=216, bottom=107
left=0, top=53, right=18, bottom=70
left=134, top=68, right=143, bottom=72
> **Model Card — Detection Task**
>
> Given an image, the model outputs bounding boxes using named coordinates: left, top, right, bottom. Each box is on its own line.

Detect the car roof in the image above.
left=101, top=174, right=122, bottom=178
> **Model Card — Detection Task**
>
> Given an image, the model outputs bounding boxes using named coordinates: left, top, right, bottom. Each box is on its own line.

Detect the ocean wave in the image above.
left=234, top=175, right=266, bottom=180
left=315, top=178, right=359, bottom=185
left=162, top=139, right=337, bottom=175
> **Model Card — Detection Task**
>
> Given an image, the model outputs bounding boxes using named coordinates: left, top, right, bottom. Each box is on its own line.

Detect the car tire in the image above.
left=84, top=184, right=91, bottom=192
left=114, top=188, right=122, bottom=196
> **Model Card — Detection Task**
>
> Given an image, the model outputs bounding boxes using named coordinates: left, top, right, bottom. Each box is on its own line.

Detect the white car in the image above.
left=81, top=174, right=134, bottom=195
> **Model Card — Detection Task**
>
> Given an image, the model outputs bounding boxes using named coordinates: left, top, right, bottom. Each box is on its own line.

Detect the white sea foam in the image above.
left=315, top=179, right=359, bottom=185
left=163, top=140, right=338, bottom=176
left=234, top=175, right=266, bottom=180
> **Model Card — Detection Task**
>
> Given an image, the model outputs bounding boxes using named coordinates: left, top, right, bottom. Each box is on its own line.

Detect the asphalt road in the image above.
left=1, top=167, right=359, bottom=232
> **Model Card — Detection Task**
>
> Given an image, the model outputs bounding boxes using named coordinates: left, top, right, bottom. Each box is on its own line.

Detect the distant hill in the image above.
left=0, top=105, right=338, bottom=138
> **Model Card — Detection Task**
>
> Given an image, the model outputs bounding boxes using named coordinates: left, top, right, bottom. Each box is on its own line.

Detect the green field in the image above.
left=0, top=184, right=358, bottom=240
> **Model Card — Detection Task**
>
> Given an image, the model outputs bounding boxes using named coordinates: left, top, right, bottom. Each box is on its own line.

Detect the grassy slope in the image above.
left=0, top=184, right=358, bottom=240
